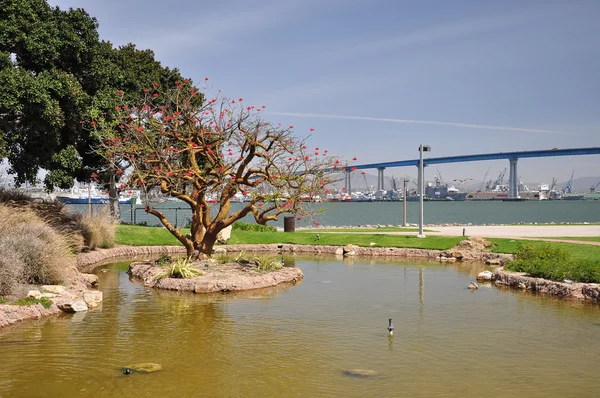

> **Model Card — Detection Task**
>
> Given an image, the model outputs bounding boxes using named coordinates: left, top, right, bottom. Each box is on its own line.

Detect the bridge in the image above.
left=343, top=147, right=600, bottom=199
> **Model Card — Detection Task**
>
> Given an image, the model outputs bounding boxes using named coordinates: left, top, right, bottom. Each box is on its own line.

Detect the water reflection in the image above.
left=2, top=257, right=600, bottom=397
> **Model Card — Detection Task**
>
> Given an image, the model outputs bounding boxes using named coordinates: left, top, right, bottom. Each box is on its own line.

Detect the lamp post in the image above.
left=417, top=144, right=431, bottom=238
left=403, top=176, right=410, bottom=227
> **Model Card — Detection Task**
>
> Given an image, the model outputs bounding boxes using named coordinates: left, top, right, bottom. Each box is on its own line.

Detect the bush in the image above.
left=156, top=257, right=202, bottom=280
left=0, top=296, right=6, bottom=304
left=505, top=244, right=600, bottom=283
left=77, top=207, right=116, bottom=249
left=232, top=221, right=276, bottom=232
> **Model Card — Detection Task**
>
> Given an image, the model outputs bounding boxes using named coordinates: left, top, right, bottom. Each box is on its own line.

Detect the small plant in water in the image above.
left=13, top=297, right=53, bottom=309
left=156, top=257, right=202, bottom=280
left=252, top=255, right=283, bottom=271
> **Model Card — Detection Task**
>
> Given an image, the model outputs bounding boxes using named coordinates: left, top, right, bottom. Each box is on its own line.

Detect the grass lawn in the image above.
left=488, top=238, right=600, bottom=261
left=297, top=227, right=435, bottom=233
left=116, top=224, right=189, bottom=246
left=116, top=224, right=463, bottom=250
left=116, top=225, right=600, bottom=256
left=543, top=236, right=600, bottom=242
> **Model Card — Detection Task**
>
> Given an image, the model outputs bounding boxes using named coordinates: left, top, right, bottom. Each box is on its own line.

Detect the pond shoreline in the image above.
left=0, top=241, right=594, bottom=330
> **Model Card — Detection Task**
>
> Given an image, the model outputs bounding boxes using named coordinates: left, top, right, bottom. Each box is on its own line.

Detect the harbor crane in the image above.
left=591, top=180, right=600, bottom=193
left=486, top=167, right=507, bottom=190
left=479, top=167, right=491, bottom=192
left=564, top=170, right=575, bottom=194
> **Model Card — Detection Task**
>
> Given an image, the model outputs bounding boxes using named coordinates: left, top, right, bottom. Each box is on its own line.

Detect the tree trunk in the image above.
left=108, top=173, right=121, bottom=221
left=196, top=231, right=218, bottom=256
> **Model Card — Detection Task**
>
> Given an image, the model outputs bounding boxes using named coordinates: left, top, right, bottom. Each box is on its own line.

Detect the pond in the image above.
left=1, top=257, right=600, bottom=397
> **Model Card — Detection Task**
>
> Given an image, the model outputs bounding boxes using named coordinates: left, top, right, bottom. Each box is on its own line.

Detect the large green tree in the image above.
left=0, top=0, right=191, bottom=202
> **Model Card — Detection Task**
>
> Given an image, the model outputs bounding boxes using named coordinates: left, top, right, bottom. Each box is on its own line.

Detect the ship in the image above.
left=56, top=185, right=142, bottom=205
left=407, top=175, right=467, bottom=201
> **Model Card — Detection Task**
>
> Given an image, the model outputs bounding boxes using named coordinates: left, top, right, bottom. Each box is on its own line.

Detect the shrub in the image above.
left=77, top=207, right=116, bottom=249
left=505, top=244, right=600, bottom=283
left=232, top=221, right=276, bottom=232
left=156, top=257, right=202, bottom=280
left=0, top=296, right=6, bottom=304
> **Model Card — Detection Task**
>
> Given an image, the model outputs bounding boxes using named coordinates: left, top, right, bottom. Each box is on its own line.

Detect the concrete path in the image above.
left=426, top=225, right=600, bottom=238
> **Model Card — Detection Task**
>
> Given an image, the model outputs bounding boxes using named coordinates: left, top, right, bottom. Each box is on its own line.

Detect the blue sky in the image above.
left=49, top=0, right=600, bottom=184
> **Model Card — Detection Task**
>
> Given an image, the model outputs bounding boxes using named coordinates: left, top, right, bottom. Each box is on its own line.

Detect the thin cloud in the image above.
left=268, top=112, right=571, bottom=135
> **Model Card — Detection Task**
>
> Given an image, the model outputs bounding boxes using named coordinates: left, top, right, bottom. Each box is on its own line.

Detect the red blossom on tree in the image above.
left=92, top=83, right=346, bottom=256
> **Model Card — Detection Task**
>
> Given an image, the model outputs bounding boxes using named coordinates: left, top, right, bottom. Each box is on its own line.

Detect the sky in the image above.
left=47, top=0, right=600, bottom=185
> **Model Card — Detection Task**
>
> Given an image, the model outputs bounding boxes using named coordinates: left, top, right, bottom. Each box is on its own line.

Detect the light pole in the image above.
left=417, top=144, right=431, bottom=238
left=403, top=176, right=409, bottom=227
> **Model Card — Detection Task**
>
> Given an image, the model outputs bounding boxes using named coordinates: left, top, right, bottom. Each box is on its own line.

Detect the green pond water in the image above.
left=1, top=257, right=600, bottom=397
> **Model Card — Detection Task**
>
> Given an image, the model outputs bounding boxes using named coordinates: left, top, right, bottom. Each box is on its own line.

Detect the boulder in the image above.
left=27, top=290, right=42, bottom=299
left=343, top=244, right=357, bottom=257
left=468, top=281, right=479, bottom=290
left=216, top=225, right=232, bottom=244
left=485, top=257, right=504, bottom=266
left=477, top=270, right=494, bottom=281
left=58, top=300, right=88, bottom=313
left=83, top=291, right=103, bottom=307
left=335, top=248, right=344, bottom=256
left=41, top=285, right=66, bottom=294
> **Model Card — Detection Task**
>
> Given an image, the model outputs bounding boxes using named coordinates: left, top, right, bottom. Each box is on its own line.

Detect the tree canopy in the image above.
left=0, top=0, right=192, bottom=190
left=92, top=83, right=347, bottom=256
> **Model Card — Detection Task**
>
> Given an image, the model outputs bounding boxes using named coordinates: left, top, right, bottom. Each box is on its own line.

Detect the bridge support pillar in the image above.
left=377, top=167, right=385, bottom=191
left=508, top=158, right=519, bottom=198
left=346, top=170, right=352, bottom=194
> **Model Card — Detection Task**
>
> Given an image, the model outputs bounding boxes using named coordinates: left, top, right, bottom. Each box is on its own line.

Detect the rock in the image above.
left=517, top=282, right=527, bottom=290
left=477, top=270, right=494, bottom=281
left=334, top=248, right=344, bottom=256
left=447, top=250, right=464, bottom=260
left=214, top=247, right=227, bottom=254
left=216, top=225, right=232, bottom=244
left=27, top=290, right=42, bottom=299
left=342, top=244, right=357, bottom=257
left=100, top=269, right=110, bottom=273
left=125, top=363, right=163, bottom=373
left=40, top=293, right=58, bottom=299
left=77, top=274, right=99, bottom=287
left=485, top=257, right=504, bottom=266
left=58, top=300, right=88, bottom=313
left=41, top=285, right=66, bottom=294
left=343, top=369, right=378, bottom=377
left=468, top=281, right=479, bottom=290
left=83, top=291, right=103, bottom=307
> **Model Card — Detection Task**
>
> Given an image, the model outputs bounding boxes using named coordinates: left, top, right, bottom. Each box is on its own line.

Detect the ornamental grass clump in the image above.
left=252, top=255, right=283, bottom=271
left=156, top=257, right=202, bottom=280
left=232, top=222, right=276, bottom=232
left=77, top=207, right=116, bottom=250
left=505, top=244, right=600, bottom=283
left=0, top=205, right=75, bottom=296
